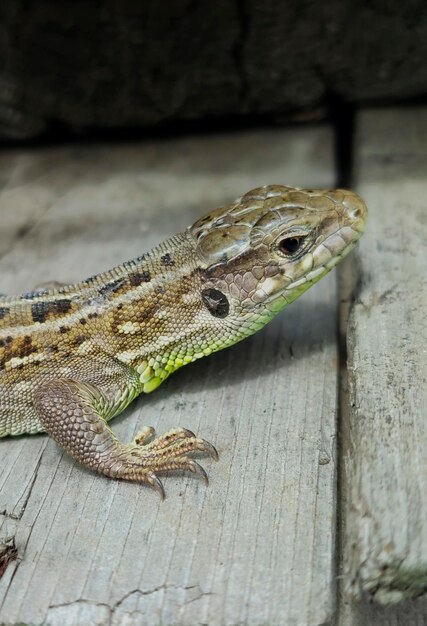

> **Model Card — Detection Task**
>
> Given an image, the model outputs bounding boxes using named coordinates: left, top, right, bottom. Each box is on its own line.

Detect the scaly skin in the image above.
left=0, top=185, right=367, bottom=497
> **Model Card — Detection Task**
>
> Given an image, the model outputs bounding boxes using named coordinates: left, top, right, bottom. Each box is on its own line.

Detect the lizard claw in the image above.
left=187, top=460, right=209, bottom=485
left=199, top=439, right=219, bottom=461
left=146, top=473, right=165, bottom=500
left=181, top=428, right=196, bottom=438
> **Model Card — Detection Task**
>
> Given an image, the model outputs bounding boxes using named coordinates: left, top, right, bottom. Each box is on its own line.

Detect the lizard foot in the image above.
left=35, top=377, right=218, bottom=498
left=120, top=430, right=218, bottom=498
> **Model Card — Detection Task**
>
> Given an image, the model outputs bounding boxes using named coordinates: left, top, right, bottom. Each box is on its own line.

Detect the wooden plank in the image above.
left=0, top=127, right=338, bottom=626
left=342, top=108, right=427, bottom=608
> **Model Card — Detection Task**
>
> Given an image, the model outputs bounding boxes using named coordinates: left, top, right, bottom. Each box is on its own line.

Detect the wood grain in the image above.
left=342, top=108, right=427, bottom=607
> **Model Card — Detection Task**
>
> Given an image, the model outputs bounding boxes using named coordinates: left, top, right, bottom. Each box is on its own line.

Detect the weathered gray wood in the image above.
left=0, top=127, right=338, bottom=626
left=2, top=2, right=427, bottom=141
left=342, top=108, right=427, bottom=609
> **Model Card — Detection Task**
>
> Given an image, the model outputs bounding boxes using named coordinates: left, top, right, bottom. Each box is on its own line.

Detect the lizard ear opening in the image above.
left=201, top=289, right=229, bottom=318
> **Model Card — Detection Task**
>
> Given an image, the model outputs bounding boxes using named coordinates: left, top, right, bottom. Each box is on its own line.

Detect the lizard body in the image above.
left=0, top=185, right=367, bottom=496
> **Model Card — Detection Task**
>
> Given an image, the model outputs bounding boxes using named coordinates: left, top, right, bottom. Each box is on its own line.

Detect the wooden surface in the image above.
left=0, top=127, right=340, bottom=626
left=2, top=111, right=426, bottom=626
left=341, top=108, right=427, bottom=610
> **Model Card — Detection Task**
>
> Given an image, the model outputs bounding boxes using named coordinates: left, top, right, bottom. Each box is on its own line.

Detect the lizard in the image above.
left=0, top=184, right=367, bottom=498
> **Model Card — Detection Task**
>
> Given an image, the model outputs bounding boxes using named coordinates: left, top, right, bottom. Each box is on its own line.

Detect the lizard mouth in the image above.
left=274, top=194, right=367, bottom=302
left=286, top=238, right=358, bottom=292
left=261, top=224, right=364, bottom=313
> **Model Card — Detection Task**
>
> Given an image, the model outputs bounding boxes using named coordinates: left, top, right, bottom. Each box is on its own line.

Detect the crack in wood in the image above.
left=46, top=585, right=213, bottom=625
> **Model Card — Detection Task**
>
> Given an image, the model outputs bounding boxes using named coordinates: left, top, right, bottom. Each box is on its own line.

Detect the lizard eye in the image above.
left=278, top=235, right=307, bottom=257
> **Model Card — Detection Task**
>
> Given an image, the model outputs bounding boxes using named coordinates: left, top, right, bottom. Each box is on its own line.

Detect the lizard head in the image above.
left=189, top=184, right=367, bottom=333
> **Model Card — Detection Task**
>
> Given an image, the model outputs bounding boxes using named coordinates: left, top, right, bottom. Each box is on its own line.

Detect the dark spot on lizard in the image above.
left=132, top=270, right=152, bottom=283
left=201, top=289, right=230, bottom=318
left=79, top=318, right=87, bottom=325
left=99, top=278, right=126, bottom=296
left=31, top=303, right=46, bottom=323
left=88, top=312, right=98, bottom=319
left=18, top=341, right=37, bottom=358
left=31, top=299, right=72, bottom=323
left=59, top=325, right=70, bottom=333
left=129, top=272, right=151, bottom=287
left=0, top=307, right=9, bottom=319
left=160, top=253, right=174, bottom=267
left=73, top=335, right=86, bottom=346
left=117, top=303, right=123, bottom=310
left=55, top=300, right=72, bottom=314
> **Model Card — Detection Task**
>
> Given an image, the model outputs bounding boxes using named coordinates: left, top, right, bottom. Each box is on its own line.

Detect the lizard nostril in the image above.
left=347, top=198, right=368, bottom=233
left=339, top=190, right=367, bottom=224
left=347, top=199, right=367, bottom=224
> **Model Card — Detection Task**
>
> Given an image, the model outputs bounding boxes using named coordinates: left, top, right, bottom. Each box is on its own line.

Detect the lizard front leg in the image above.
left=33, top=368, right=217, bottom=498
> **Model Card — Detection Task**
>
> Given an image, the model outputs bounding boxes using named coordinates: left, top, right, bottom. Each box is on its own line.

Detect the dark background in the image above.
left=1, top=0, right=427, bottom=143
